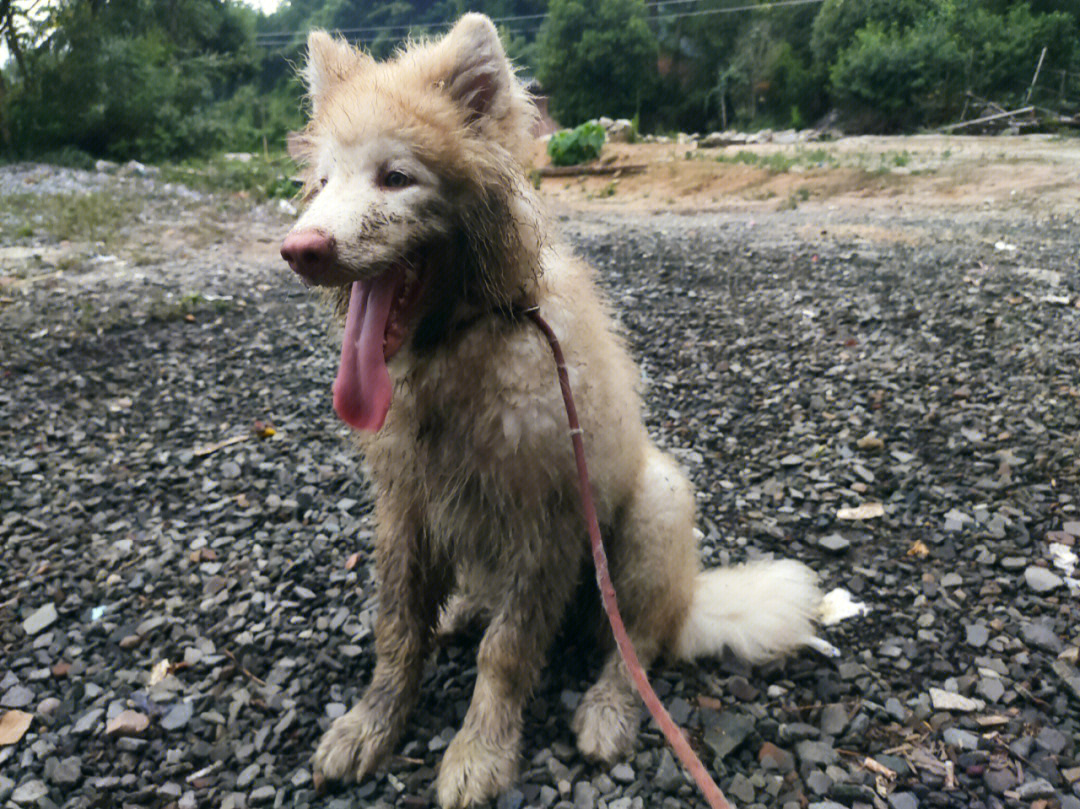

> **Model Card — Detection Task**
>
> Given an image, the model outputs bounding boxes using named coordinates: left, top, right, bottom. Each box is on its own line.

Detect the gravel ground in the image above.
left=2, top=163, right=1079, bottom=809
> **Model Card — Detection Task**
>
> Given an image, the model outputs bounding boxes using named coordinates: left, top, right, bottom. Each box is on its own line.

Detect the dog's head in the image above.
left=280, top=15, right=542, bottom=433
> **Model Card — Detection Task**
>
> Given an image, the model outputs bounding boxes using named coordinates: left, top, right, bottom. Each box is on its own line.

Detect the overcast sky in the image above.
left=241, top=0, right=283, bottom=13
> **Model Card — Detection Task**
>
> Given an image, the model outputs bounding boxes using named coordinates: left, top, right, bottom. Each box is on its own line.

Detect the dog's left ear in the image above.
left=441, top=14, right=513, bottom=122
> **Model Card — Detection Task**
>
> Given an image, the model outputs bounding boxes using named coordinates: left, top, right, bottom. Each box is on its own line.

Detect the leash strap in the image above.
left=523, top=307, right=734, bottom=809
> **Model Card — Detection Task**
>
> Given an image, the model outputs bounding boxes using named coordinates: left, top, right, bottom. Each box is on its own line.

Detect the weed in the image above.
left=161, top=152, right=300, bottom=201
left=547, top=123, right=606, bottom=167
left=0, top=192, right=138, bottom=247
left=147, top=291, right=237, bottom=323
left=715, top=148, right=838, bottom=173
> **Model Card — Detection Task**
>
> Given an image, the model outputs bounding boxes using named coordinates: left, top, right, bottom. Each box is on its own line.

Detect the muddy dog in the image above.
left=279, top=14, right=822, bottom=808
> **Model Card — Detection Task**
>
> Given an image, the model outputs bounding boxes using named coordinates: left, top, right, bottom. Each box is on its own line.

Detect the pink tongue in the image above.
left=333, top=275, right=399, bottom=432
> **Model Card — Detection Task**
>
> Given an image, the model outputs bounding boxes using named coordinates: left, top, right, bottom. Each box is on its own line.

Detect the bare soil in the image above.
left=534, top=134, right=1080, bottom=222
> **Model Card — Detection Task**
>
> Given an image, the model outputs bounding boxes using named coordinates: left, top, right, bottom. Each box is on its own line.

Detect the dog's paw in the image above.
left=436, top=728, right=518, bottom=809
left=312, top=702, right=395, bottom=782
left=572, top=686, right=640, bottom=764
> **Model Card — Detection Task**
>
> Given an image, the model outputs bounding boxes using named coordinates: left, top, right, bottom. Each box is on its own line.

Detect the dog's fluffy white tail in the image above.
left=674, top=559, right=822, bottom=664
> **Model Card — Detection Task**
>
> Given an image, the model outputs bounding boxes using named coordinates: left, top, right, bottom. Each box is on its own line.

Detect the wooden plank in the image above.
left=940, top=106, right=1035, bottom=132
left=537, top=164, right=648, bottom=178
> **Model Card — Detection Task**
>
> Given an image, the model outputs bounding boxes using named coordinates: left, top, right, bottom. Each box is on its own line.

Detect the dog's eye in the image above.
left=382, top=170, right=412, bottom=190
left=319, top=177, right=328, bottom=189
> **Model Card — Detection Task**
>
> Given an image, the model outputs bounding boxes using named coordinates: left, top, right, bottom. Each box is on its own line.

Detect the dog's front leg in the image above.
left=314, top=507, right=444, bottom=783
left=436, top=561, right=576, bottom=809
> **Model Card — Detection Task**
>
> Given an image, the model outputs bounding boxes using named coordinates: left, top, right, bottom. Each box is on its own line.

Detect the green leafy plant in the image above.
left=547, top=123, right=606, bottom=167
left=161, top=152, right=300, bottom=201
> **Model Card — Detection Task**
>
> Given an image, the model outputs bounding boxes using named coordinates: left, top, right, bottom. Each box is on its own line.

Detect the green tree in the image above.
left=536, top=0, right=657, bottom=126
left=6, top=0, right=258, bottom=160
left=829, top=19, right=965, bottom=129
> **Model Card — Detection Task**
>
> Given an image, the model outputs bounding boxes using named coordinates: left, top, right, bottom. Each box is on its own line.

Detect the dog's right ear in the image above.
left=303, top=31, right=370, bottom=116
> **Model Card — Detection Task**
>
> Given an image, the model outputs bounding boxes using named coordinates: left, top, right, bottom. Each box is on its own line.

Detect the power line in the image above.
left=255, top=0, right=707, bottom=38
left=254, top=0, right=824, bottom=46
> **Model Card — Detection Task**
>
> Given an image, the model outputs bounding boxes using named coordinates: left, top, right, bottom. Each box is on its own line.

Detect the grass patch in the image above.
left=0, top=191, right=139, bottom=246
left=710, top=147, right=839, bottom=172
left=161, top=151, right=301, bottom=201
left=147, top=292, right=239, bottom=323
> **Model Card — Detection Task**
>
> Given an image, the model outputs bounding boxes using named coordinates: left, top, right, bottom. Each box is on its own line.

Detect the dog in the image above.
left=279, top=15, right=822, bottom=808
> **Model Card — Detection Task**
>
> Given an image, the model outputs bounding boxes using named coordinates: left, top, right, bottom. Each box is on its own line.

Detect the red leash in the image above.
left=523, top=307, right=734, bottom=809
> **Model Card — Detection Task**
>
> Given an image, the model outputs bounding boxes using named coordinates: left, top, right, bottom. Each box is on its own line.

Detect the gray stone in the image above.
left=1, top=685, right=34, bottom=709
left=1014, top=778, right=1055, bottom=800
left=703, top=712, right=754, bottom=759
left=1035, top=726, right=1068, bottom=755
left=928, top=688, right=984, bottom=712
left=654, top=749, right=683, bottom=793
left=158, top=783, right=182, bottom=798
left=796, top=740, right=838, bottom=767
left=806, top=770, right=833, bottom=795
left=819, top=534, right=850, bottom=553
left=573, top=781, right=597, bottom=809
left=73, top=708, right=104, bottom=735
left=727, top=773, right=755, bottom=804
left=884, top=697, right=907, bottom=721
left=820, top=703, right=848, bottom=736
left=942, top=728, right=979, bottom=750
left=0, top=776, right=14, bottom=802
left=11, top=780, right=49, bottom=805
left=22, top=603, right=58, bottom=635
left=887, top=792, right=918, bottom=809
left=983, top=766, right=1018, bottom=794
left=1025, top=565, right=1063, bottom=593
left=1021, top=621, right=1063, bottom=653
left=976, top=677, right=1005, bottom=703
left=610, top=763, right=634, bottom=784
left=236, top=763, right=260, bottom=788
left=965, top=624, right=989, bottom=647
left=47, top=756, right=81, bottom=785
left=249, top=785, right=276, bottom=804
left=161, top=700, right=193, bottom=730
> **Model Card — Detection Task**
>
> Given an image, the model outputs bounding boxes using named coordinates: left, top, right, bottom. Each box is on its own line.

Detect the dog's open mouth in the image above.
left=333, top=261, right=424, bottom=433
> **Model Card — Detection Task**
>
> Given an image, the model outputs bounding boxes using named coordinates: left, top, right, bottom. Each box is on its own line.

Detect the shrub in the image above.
left=829, top=21, right=965, bottom=130
left=547, top=122, right=606, bottom=166
left=537, top=0, right=657, bottom=126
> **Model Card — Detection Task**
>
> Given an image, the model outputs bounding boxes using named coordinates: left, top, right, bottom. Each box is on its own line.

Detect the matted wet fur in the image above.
left=281, top=15, right=822, bottom=809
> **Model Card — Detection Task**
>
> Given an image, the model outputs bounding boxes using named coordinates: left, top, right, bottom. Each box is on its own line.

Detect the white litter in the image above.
left=1050, top=542, right=1079, bottom=592
left=837, top=502, right=885, bottom=520
left=818, top=587, right=869, bottom=626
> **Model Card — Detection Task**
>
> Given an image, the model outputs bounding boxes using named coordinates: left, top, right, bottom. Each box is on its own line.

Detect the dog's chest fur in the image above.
left=364, top=313, right=586, bottom=580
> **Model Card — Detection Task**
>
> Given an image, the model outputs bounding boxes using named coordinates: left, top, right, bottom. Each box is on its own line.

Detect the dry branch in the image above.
left=537, top=164, right=647, bottom=178
left=940, top=106, right=1035, bottom=133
